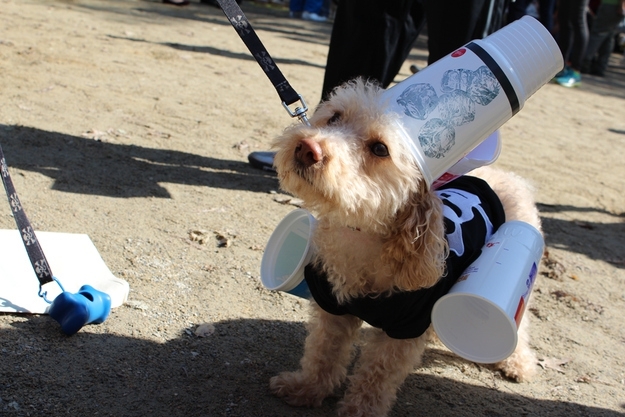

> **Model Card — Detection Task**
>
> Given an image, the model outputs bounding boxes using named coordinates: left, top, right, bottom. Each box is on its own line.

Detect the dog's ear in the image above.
left=383, top=181, right=447, bottom=291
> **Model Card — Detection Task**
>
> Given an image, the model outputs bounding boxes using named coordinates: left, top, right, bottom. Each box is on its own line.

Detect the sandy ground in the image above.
left=1, top=1, right=624, bottom=416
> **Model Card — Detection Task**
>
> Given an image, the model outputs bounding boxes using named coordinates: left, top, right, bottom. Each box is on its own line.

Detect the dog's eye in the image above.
left=327, top=112, right=342, bottom=125
left=370, top=142, right=389, bottom=157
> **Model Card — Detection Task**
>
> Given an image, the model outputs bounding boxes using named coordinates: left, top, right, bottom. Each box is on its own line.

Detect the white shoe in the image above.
left=302, top=11, right=327, bottom=22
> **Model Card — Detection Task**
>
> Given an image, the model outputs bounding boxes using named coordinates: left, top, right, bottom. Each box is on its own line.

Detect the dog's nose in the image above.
left=295, top=138, right=323, bottom=167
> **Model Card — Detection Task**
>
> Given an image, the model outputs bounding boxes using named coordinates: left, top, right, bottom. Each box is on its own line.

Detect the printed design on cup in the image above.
left=396, top=84, right=438, bottom=120
left=395, top=65, right=501, bottom=160
left=456, top=265, right=478, bottom=283
left=513, top=262, right=538, bottom=327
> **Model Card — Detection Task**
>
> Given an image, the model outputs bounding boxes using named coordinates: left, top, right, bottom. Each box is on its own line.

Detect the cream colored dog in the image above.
left=270, top=79, right=541, bottom=417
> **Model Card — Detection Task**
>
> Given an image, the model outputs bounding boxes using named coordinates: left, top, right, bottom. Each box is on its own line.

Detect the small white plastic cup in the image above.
left=431, top=221, right=544, bottom=363
left=260, top=209, right=316, bottom=299
left=380, top=16, right=563, bottom=186
left=431, top=130, right=501, bottom=189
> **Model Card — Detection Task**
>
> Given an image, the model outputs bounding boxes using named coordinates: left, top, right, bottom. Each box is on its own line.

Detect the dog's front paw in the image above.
left=494, top=334, right=537, bottom=382
left=337, top=389, right=392, bottom=417
left=495, top=349, right=537, bottom=382
left=338, top=398, right=386, bottom=417
left=270, top=371, right=329, bottom=407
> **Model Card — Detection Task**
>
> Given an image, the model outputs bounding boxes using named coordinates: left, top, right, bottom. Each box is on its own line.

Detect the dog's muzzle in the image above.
left=295, top=138, right=323, bottom=168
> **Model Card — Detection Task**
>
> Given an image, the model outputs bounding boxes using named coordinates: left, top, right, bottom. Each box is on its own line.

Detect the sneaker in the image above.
left=302, top=11, right=327, bottom=22
left=552, top=66, right=570, bottom=81
left=289, top=11, right=302, bottom=18
left=554, top=67, right=581, bottom=88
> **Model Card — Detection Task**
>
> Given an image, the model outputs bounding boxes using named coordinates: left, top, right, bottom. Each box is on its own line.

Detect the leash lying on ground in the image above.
left=0, top=145, right=54, bottom=291
left=0, top=144, right=111, bottom=335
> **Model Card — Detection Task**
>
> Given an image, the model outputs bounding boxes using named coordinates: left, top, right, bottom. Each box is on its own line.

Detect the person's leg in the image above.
left=592, top=33, right=615, bottom=75
left=567, top=0, right=590, bottom=70
left=507, top=0, right=531, bottom=23
left=582, top=4, right=611, bottom=72
left=290, top=0, right=305, bottom=12
left=303, top=0, right=324, bottom=13
left=322, top=0, right=425, bottom=100
left=390, top=1, right=426, bottom=83
left=538, top=0, right=557, bottom=34
left=584, top=4, right=623, bottom=75
left=424, top=0, right=489, bottom=64
left=557, top=0, right=576, bottom=64
left=554, top=0, right=588, bottom=86
left=319, top=0, right=332, bottom=17
left=485, top=0, right=508, bottom=35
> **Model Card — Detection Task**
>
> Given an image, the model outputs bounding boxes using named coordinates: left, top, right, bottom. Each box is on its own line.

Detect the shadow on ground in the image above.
left=0, top=124, right=277, bottom=198
left=59, top=0, right=625, bottom=103
left=1, top=316, right=624, bottom=416
left=539, top=203, right=625, bottom=268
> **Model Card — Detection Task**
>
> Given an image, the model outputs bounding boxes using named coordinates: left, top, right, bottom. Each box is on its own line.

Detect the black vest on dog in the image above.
left=304, top=175, right=506, bottom=339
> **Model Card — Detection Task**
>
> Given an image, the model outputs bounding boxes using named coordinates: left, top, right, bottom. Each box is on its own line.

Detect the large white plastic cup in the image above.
left=431, top=221, right=544, bottom=363
left=380, top=16, right=563, bottom=186
left=431, top=130, right=501, bottom=189
left=260, top=209, right=316, bottom=299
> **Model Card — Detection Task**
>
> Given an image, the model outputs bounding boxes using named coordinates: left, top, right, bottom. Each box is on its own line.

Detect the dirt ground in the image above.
left=1, top=1, right=624, bottom=416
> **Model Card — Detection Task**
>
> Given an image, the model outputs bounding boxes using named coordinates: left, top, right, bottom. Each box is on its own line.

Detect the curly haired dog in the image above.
left=269, top=79, right=541, bottom=417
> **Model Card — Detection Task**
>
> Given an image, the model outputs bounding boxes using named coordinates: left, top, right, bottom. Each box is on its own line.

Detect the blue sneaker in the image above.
left=554, top=67, right=581, bottom=87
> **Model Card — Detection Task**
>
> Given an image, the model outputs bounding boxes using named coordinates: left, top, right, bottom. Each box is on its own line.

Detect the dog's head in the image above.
left=273, top=79, right=446, bottom=290
left=273, top=78, right=430, bottom=231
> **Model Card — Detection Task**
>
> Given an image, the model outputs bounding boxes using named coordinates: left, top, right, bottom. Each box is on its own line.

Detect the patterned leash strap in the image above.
left=0, top=144, right=57, bottom=300
left=0, top=144, right=111, bottom=334
left=216, top=0, right=310, bottom=126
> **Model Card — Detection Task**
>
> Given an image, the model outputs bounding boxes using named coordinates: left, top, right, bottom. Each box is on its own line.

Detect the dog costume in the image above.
left=304, top=175, right=505, bottom=339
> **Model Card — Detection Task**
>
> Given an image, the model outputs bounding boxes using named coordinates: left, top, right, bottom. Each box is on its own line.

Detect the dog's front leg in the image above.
left=270, top=303, right=362, bottom=407
left=493, top=313, right=537, bottom=382
left=338, top=330, right=426, bottom=417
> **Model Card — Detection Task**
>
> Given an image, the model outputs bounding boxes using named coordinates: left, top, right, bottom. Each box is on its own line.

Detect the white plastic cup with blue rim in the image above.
left=431, top=221, right=544, bottom=363
left=260, top=209, right=316, bottom=299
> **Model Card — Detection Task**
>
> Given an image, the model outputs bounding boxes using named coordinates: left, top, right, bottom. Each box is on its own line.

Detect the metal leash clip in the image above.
left=282, top=95, right=311, bottom=127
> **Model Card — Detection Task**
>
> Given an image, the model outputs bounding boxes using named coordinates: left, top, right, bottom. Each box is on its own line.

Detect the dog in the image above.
left=269, top=78, right=541, bottom=417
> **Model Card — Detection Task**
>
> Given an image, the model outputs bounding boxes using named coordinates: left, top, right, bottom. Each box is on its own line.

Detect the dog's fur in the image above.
left=270, top=79, right=541, bottom=417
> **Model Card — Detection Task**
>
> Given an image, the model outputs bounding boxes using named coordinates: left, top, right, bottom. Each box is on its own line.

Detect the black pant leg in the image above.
left=424, top=0, right=490, bottom=64
left=321, top=0, right=425, bottom=100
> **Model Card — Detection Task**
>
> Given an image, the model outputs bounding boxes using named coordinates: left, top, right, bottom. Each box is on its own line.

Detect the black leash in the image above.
left=0, top=144, right=55, bottom=298
left=1, top=144, right=113, bottom=334
left=215, top=0, right=310, bottom=125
